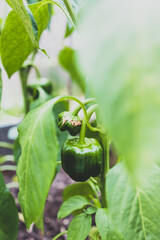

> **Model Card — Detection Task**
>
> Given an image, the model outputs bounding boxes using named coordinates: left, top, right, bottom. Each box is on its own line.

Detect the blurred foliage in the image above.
left=59, top=47, right=86, bottom=92
left=60, top=0, right=84, bottom=37
left=78, top=0, right=160, bottom=175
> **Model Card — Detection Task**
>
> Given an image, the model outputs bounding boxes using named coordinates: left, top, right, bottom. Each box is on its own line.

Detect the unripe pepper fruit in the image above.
left=61, top=137, right=103, bottom=182
left=58, top=111, right=82, bottom=136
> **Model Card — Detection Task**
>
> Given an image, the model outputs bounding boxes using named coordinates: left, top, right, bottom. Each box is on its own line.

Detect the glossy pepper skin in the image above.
left=61, top=137, right=103, bottom=182
left=58, top=111, right=82, bottom=136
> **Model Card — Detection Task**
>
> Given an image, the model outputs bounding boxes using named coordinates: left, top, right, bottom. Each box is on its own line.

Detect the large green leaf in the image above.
left=58, top=47, right=85, bottom=91
left=0, top=172, right=5, bottom=191
left=95, top=208, right=123, bottom=240
left=17, top=97, right=61, bottom=228
left=53, top=101, right=68, bottom=165
left=0, top=18, right=2, bottom=54
left=67, top=213, right=92, bottom=240
left=107, top=163, right=160, bottom=240
left=1, top=11, right=33, bottom=78
left=1, top=1, right=50, bottom=77
left=58, top=195, right=90, bottom=219
left=63, top=182, right=96, bottom=201
left=5, top=0, right=38, bottom=47
left=0, top=172, right=19, bottom=240
left=78, top=0, right=160, bottom=172
left=13, top=137, right=21, bottom=165
left=27, top=0, right=53, bottom=29
left=0, top=69, right=2, bottom=109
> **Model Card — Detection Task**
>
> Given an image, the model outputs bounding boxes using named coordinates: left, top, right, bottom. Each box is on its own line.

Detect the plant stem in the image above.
left=79, top=117, right=86, bottom=145
left=100, top=136, right=110, bottom=208
left=52, top=231, right=67, bottom=240
left=22, top=60, right=41, bottom=79
left=56, top=161, right=61, bottom=165
left=19, top=50, right=37, bottom=114
left=0, top=141, right=13, bottom=149
left=72, top=98, right=96, bottom=115
left=63, top=0, right=79, bottom=27
left=55, top=96, right=100, bottom=133
left=87, top=104, right=98, bottom=119
left=78, top=104, right=98, bottom=145
left=19, top=68, right=30, bottom=114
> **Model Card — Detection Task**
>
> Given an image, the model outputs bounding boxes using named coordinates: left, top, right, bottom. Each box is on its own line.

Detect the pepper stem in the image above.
left=55, top=96, right=101, bottom=133
left=78, top=104, right=98, bottom=145
left=79, top=118, right=87, bottom=145
left=100, top=136, right=110, bottom=208
left=19, top=68, right=30, bottom=114
left=52, top=230, right=67, bottom=240
left=22, top=60, right=41, bottom=79
left=72, top=98, right=96, bottom=116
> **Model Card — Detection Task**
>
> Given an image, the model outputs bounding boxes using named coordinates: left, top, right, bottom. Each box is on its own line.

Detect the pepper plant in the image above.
left=0, top=0, right=160, bottom=240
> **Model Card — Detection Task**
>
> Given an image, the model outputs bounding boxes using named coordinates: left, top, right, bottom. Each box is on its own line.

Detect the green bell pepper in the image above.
left=61, top=137, right=103, bottom=182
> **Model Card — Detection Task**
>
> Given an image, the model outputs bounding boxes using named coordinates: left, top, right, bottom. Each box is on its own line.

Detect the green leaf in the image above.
left=29, top=2, right=51, bottom=39
left=13, top=137, right=21, bottom=165
left=0, top=69, right=2, bottom=109
left=1, top=1, right=50, bottom=77
left=95, top=208, right=123, bottom=240
left=63, top=182, right=96, bottom=201
left=89, top=226, right=101, bottom=240
left=53, top=101, right=68, bottom=165
left=27, top=0, right=53, bottom=30
left=1, top=11, right=33, bottom=78
left=58, top=195, right=90, bottom=219
left=28, top=87, right=68, bottom=166
left=67, top=213, right=92, bottom=240
left=78, top=0, right=160, bottom=172
left=17, top=97, right=61, bottom=228
left=27, top=0, right=42, bottom=3
left=61, top=0, right=84, bottom=37
left=85, top=206, right=97, bottom=215
left=0, top=172, right=19, bottom=240
left=35, top=210, right=44, bottom=233
left=59, top=47, right=85, bottom=91
left=107, top=163, right=160, bottom=240
left=64, top=22, right=74, bottom=38
left=29, top=87, right=52, bottom=110
left=0, top=18, right=2, bottom=54
left=29, top=87, right=68, bottom=166
left=0, top=172, right=5, bottom=192
left=5, top=0, right=38, bottom=47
